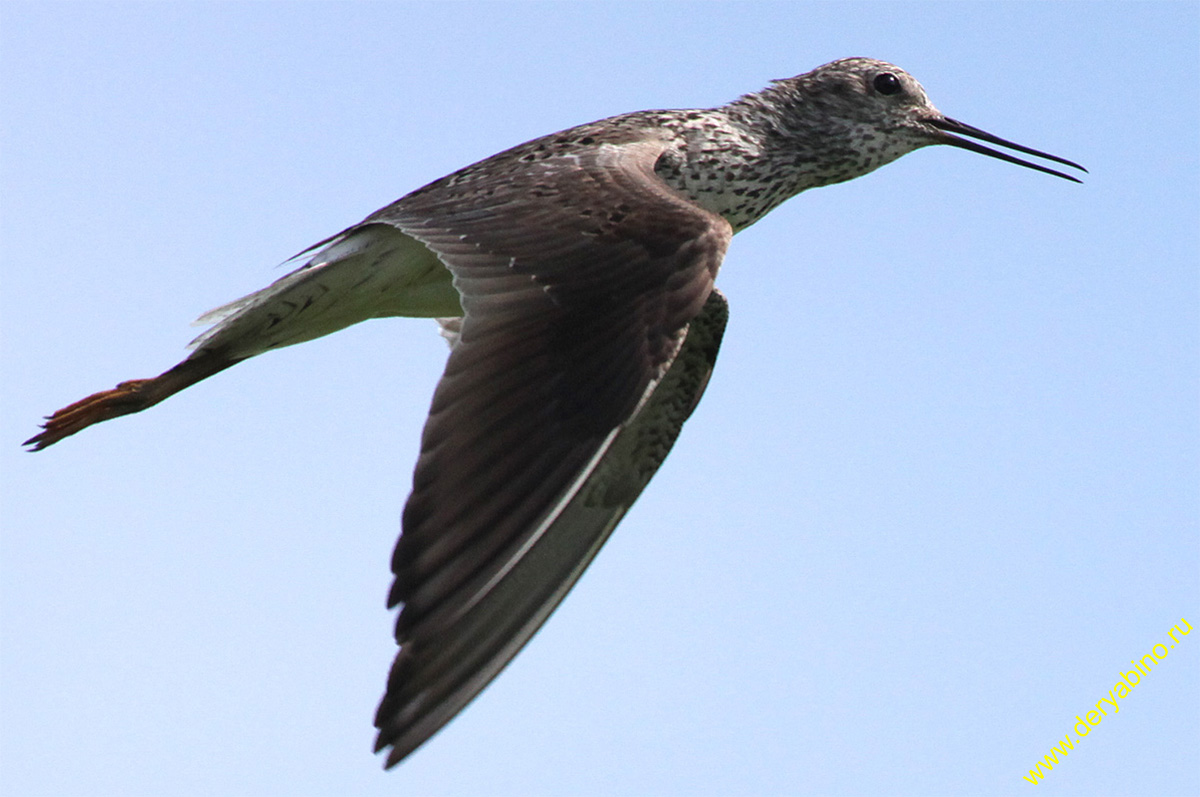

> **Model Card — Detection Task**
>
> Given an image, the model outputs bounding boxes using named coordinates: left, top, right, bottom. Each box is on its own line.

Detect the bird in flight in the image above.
left=25, top=57, right=1084, bottom=767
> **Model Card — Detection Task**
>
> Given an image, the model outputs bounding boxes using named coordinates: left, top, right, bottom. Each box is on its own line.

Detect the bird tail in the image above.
left=23, top=349, right=241, bottom=451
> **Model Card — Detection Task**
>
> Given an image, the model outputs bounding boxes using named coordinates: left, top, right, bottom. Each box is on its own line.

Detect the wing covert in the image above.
left=371, top=135, right=733, bottom=765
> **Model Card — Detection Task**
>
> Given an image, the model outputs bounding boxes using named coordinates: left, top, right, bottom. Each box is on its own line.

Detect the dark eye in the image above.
left=873, top=73, right=902, bottom=95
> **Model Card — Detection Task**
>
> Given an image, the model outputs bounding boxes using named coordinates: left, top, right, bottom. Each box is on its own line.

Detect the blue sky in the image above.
left=2, top=3, right=1196, bottom=795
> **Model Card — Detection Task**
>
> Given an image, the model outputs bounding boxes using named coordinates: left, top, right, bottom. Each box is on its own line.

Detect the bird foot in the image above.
left=24, top=379, right=157, bottom=450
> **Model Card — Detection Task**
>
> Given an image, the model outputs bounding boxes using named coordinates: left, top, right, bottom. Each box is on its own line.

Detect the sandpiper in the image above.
left=26, top=57, right=1084, bottom=767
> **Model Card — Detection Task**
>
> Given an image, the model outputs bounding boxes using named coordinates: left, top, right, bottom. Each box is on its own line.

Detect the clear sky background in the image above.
left=2, top=3, right=1196, bottom=796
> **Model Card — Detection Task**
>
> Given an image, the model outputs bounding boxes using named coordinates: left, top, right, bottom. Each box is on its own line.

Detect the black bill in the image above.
left=929, top=116, right=1087, bottom=183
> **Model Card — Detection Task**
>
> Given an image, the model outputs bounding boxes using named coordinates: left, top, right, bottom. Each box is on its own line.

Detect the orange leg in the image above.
left=24, top=350, right=241, bottom=451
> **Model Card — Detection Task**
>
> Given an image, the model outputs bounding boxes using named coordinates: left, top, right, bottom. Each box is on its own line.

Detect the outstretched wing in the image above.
left=372, top=134, right=732, bottom=765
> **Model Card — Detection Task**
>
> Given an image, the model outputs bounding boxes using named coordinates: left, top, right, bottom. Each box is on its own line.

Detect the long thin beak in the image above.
left=929, top=116, right=1087, bottom=183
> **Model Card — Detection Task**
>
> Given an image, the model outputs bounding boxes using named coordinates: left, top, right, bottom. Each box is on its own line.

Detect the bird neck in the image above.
left=702, top=82, right=914, bottom=225
left=652, top=86, right=883, bottom=232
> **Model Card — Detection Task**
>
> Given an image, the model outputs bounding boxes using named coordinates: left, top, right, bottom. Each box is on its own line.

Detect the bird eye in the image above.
left=873, top=73, right=902, bottom=96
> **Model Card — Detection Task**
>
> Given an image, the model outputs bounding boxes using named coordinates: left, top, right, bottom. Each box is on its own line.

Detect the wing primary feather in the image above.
left=375, top=290, right=729, bottom=767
